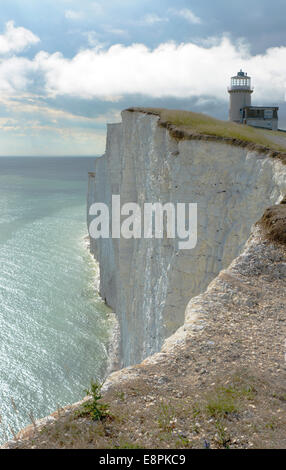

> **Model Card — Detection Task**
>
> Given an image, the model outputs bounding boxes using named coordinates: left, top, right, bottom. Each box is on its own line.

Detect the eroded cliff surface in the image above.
left=88, top=110, right=286, bottom=367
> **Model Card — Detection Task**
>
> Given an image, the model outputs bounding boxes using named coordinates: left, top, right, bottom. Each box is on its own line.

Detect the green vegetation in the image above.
left=157, top=402, right=176, bottom=432
left=214, top=421, right=231, bottom=448
left=78, top=381, right=109, bottom=421
left=129, top=107, right=286, bottom=153
left=205, top=382, right=256, bottom=419
left=206, top=392, right=238, bottom=418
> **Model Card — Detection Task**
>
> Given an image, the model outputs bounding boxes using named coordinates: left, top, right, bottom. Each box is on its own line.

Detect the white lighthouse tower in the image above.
left=228, top=69, right=253, bottom=123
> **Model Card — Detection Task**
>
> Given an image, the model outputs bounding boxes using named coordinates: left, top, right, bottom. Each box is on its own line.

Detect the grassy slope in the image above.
left=128, top=107, right=286, bottom=154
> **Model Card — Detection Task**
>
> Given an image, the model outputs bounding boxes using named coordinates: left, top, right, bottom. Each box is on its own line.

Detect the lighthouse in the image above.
left=228, top=69, right=253, bottom=123
left=228, top=69, right=279, bottom=130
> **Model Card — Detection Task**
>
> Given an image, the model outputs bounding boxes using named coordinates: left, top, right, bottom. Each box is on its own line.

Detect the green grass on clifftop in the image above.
left=128, top=107, right=286, bottom=154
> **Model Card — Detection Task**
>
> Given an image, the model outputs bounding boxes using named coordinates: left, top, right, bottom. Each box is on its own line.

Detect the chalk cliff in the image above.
left=87, top=109, right=286, bottom=367
left=3, top=108, right=286, bottom=449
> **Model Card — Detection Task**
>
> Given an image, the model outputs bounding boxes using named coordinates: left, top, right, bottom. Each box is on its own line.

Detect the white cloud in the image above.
left=32, top=38, right=286, bottom=103
left=104, top=27, right=127, bottom=36
left=65, top=10, right=84, bottom=20
left=143, top=14, right=169, bottom=25
left=0, top=56, right=37, bottom=93
left=0, top=21, right=40, bottom=55
left=65, top=2, right=103, bottom=20
left=1, top=35, right=286, bottom=105
left=0, top=117, right=19, bottom=131
left=83, top=31, right=108, bottom=50
left=169, top=8, right=202, bottom=24
left=2, top=95, right=120, bottom=124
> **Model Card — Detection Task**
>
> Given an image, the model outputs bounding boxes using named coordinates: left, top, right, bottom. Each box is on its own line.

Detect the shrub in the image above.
left=79, top=381, right=109, bottom=421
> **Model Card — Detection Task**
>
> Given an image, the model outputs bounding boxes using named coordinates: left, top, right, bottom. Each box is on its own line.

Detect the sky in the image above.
left=0, top=0, right=286, bottom=156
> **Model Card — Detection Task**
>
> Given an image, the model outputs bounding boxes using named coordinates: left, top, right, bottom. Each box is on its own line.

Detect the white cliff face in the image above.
left=88, top=110, right=286, bottom=368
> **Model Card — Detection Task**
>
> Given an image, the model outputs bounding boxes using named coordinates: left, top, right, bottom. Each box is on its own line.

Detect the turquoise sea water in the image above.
left=0, top=157, right=111, bottom=443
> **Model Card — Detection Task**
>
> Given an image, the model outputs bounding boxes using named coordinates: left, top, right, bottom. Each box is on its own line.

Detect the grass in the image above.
left=206, top=392, right=238, bottom=419
left=157, top=402, right=176, bottom=433
left=128, top=107, right=286, bottom=153
left=214, top=421, right=231, bottom=448
left=205, top=379, right=256, bottom=419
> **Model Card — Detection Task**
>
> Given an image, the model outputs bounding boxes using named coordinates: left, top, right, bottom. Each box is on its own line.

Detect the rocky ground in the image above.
left=2, top=203, right=286, bottom=449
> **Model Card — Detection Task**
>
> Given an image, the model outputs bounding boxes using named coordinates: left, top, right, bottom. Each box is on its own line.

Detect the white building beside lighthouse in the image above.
left=228, top=69, right=278, bottom=130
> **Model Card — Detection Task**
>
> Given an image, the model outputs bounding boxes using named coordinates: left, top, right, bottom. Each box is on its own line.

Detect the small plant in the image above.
left=192, top=403, right=200, bottom=418
left=205, top=380, right=256, bottom=419
left=175, top=434, right=190, bottom=448
left=206, top=392, right=238, bottom=418
left=265, top=420, right=277, bottom=430
left=157, top=402, right=176, bottom=433
left=78, top=381, right=109, bottom=421
left=215, top=421, right=231, bottom=448
left=222, top=383, right=256, bottom=401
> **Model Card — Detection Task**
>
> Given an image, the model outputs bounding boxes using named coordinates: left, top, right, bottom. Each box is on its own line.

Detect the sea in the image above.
left=0, top=156, right=112, bottom=443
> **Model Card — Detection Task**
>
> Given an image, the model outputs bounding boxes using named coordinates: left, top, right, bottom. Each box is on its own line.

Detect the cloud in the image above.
left=1, top=34, right=286, bottom=105
left=0, top=21, right=40, bottom=55
left=104, top=27, right=127, bottom=36
left=169, top=8, right=202, bottom=24
left=31, top=37, right=286, bottom=103
left=64, top=10, right=84, bottom=20
left=84, top=31, right=107, bottom=49
left=0, top=117, right=19, bottom=131
left=65, top=2, right=103, bottom=20
left=143, top=14, right=169, bottom=25
left=0, top=94, right=121, bottom=124
left=0, top=56, right=37, bottom=93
